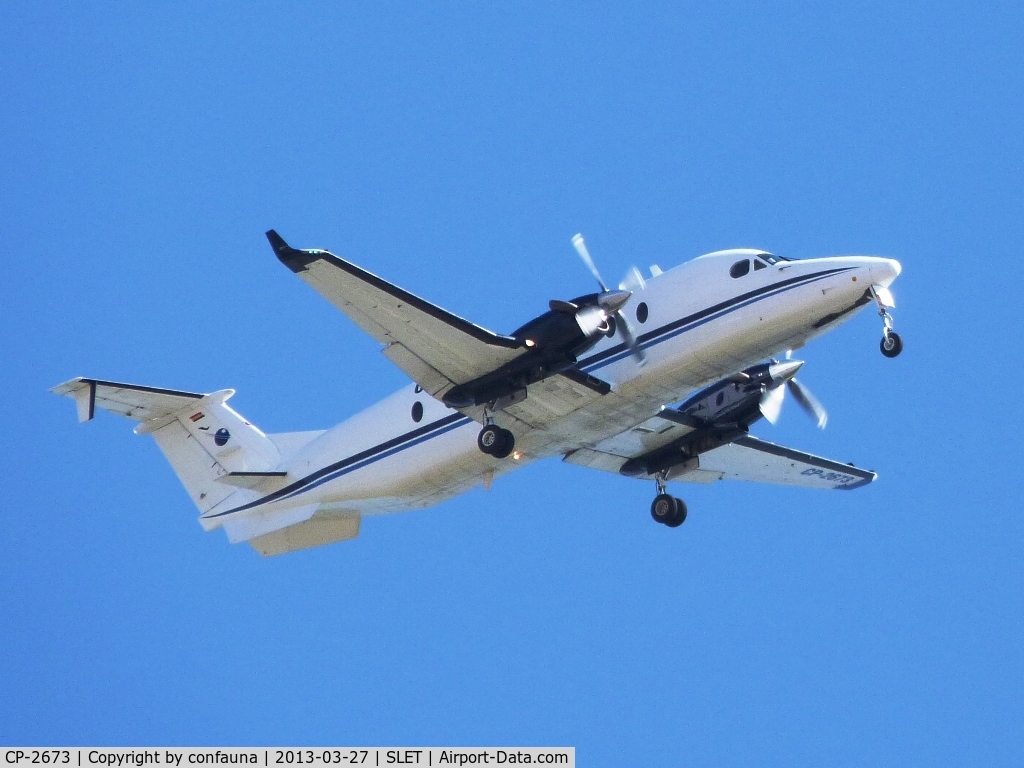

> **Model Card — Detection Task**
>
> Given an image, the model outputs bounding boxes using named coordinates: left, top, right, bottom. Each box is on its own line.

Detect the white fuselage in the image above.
left=203, top=251, right=900, bottom=525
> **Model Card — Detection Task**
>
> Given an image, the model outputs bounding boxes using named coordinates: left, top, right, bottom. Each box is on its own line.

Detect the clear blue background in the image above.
left=2, top=2, right=1022, bottom=764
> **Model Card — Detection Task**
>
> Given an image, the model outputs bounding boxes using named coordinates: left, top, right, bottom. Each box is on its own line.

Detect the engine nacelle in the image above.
left=443, top=294, right=615, bottom=409
left=618, top=361, right=804, bottom=478
left=675, top=363, right=775, bottom=428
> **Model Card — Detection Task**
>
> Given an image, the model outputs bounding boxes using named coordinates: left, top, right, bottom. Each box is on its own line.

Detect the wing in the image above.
left=565, top=434, right=876, bottom=490
left=686, top=436, right=877, bottom=489
left=267, top=230, right=526, bottom=397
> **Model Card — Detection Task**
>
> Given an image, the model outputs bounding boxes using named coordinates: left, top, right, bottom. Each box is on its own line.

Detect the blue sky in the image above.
left=2, top=2, right=1022, bottom=764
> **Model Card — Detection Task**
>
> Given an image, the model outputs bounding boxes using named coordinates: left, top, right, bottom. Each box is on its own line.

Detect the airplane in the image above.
left=53, top=230, right=903, bottom=556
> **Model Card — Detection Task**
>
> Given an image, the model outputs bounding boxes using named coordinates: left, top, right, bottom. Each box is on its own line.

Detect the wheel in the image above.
left=477, top=424, right=502, bottom=455
left=651, top=493, right=678, bottom=524
left=880, top=331, right=903, bottom=358
left=664, top=497, right=687, bottom=527
left=491, top=428, right=515, bottom=459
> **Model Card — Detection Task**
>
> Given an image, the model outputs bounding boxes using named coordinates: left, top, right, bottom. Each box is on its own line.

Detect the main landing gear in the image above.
left=477, top=423, right=515, bottom=459
left=650, top=475, right=687, bottom=528
left=872, top=288, right=903, bottom=358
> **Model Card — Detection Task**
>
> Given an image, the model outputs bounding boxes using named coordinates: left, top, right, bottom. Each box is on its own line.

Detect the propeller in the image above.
left=787, top=377, right=828, bottom=428
left=758, top=357, right=829, bottom=429
left=571, top=233, right=645, bottom=363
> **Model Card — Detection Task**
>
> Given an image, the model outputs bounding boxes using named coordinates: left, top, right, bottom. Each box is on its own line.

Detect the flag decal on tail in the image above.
left=190, top=412, right=205, bottom=422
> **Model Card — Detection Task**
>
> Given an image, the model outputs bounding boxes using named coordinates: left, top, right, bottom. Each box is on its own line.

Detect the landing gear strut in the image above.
left=477, top=423, right=515, bottom=459
left=871, top=287, right=903, bottom=358
left=650, top=475, right=687, bottom=527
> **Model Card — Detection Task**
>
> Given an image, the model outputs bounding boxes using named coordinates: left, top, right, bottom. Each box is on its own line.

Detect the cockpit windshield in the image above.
left=756, top=253, right=794, bottom=264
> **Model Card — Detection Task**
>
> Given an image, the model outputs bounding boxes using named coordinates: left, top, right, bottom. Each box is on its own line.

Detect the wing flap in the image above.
left=381, top=342, right=454, bottom=398
left=503, top=372, right=610, bottom=428
left=562, top=447, right=627, bottom=474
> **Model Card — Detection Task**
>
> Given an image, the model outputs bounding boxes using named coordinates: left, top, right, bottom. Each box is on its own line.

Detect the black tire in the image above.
left=477, top=424, right=502, bottom=455
left=665, top=498, right=687, bottom=527
left=491, top=428, right=515, bottom=459
left=880, top=332, right=903, bottom=358
left=651, top=493, right=677, bottom=524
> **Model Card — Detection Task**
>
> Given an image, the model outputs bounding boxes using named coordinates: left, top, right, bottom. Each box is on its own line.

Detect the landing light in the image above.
left=511, top=451, right=523, bottom=461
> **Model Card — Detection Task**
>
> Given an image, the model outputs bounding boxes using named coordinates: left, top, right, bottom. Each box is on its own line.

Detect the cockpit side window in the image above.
left=753, top=258, right=767, bottom=270
left=729, top=260, right=750, bottom=278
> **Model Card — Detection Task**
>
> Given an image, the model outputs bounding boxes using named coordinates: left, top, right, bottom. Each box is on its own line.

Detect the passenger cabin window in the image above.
left=730, top=260, right=750, bottom=278
left=754, top=258, right=767, bottom=270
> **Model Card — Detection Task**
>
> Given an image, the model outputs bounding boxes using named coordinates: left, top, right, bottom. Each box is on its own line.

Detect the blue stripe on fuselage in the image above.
left=203, top=412, right=471, bottom=518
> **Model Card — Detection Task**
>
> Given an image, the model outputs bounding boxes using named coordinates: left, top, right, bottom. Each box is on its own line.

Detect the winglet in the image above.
left=265, top=229, right=311, bottom=273
left=51, top=377, right=97, bottom=422
left=264, top=228, right=288, bottom=252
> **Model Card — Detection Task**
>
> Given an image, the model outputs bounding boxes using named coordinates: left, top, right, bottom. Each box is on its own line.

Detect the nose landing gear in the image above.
left=880, top=331, right=903, bottom=358
left=650, top=475, right=687, bottom=527
left=871, top=286, right=903, bottom=358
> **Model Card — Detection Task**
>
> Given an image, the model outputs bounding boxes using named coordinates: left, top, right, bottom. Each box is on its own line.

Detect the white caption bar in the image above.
left=1, top=749, right=574, bottom=768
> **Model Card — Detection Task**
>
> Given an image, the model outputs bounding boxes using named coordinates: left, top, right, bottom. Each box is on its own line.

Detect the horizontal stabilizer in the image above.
left=51, top=378, right=204, bottom=423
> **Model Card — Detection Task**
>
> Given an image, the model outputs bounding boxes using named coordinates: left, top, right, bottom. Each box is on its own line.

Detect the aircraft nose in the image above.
left=866, top=257, right=902, bottom=286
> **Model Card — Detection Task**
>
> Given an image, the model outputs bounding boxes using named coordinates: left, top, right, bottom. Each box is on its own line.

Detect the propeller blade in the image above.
left=619, top=266, right=646, bottom=293
left=614, top=310, right=646, bottom=364
left=759, top=384, right=785, bottom=425
left=571, top=233, right=609, bottom=292
left=787, top=377, right=828, bottom=429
